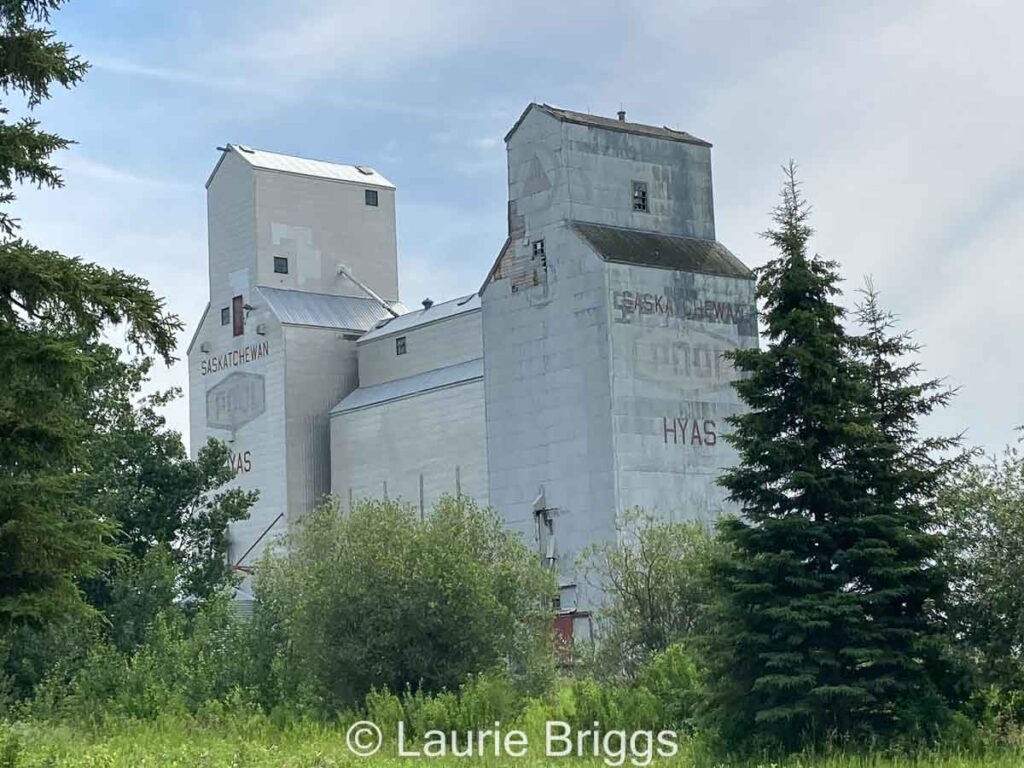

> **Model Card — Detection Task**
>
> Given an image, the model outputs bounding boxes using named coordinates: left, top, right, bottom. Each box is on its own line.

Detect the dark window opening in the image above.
left=232, top=295, right=244, bottom=337
left=632, top=181, right=648, bottom=212
left=395, top=336, right=407, bottom=355
left=274, top=256, right=289, bottom=274
left=365, top=189, right=379, bottom=207
left=531, top=239, right=548, bottom=286
left=532, top=239, right=547, bottom=271
left=220, top=307, right=230, bottom=325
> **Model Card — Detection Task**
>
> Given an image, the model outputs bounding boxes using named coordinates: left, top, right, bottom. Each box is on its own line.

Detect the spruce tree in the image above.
left=704, top=165, right=951, bottom=752
left=0, top=0, right=181, bottom=625
left=847, top=280, right=956, bottom=728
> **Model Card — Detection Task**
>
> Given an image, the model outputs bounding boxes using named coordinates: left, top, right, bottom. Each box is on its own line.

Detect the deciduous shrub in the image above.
left=252, top=495, right=556, bottom=714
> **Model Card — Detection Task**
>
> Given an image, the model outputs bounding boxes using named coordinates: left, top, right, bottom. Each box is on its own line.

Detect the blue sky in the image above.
left=11, top=0, right=1023, bottom=452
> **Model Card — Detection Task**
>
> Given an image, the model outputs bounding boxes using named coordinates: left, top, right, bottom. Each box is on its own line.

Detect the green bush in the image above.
left=580, top=510, right=721, bottom=679
left=252, top=495, right=556, bottom=714
left=28, top=597, right=257, bottom=723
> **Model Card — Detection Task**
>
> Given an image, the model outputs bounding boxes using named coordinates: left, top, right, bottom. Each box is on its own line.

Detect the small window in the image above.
left=532, top=239, right=547, bottom=278
left=273, top=256, right=289, bottom=274
left=232, top=295, right=244, bottom=337
left=365, top=189, right=379, bottom=207
left=220, top=307, right=230, bottom=325
left=632, top=181, right=648, bottom=212
left=395, top=336, right=407, bottom=355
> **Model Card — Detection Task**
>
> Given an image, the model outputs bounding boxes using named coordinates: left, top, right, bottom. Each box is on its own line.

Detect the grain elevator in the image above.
left=188, top=104, right=757, bottom=631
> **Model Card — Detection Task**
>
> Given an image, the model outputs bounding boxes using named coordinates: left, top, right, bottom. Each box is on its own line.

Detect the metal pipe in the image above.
left=337, top=263, right=399, bottom=317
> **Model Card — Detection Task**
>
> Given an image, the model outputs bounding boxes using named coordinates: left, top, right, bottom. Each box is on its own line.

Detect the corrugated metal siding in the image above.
left=258, top=287, right=398, bottom=331
left=332, top=358, right=483, bottom=414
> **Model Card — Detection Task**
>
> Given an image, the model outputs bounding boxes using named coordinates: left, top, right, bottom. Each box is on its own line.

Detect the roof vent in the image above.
left=422, top=298, right=434, bottom=310
left=617, top=110, right=626, bottom=122
left=356, top=166, right=374, bottom=175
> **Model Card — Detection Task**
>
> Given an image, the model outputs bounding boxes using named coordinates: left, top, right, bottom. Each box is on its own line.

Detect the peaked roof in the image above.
left=571, top=223, right=752, bottom=279
left=505, top=103, right=712, bottom=147
left=206, top=144, right=395, bottom=189
left=359, top=293, right=480, bottom=343
left=258, top=287, right=402, bottom=331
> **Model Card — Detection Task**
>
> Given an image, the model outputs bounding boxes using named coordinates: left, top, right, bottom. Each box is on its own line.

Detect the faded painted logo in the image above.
left=663, top=416, right=717, bottom=447
left=200, top=340, right=270, bottom=376
left=206, top=372, right=266, bottom=430
left=613, top=290, right=752, bottom=327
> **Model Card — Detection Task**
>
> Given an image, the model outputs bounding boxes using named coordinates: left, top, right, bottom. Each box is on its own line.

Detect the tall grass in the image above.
left=2, top=716, right=1022, bottom=768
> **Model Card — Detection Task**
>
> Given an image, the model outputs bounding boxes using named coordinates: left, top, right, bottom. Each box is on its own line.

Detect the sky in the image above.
left=10, top=0, right=1023, bottom=453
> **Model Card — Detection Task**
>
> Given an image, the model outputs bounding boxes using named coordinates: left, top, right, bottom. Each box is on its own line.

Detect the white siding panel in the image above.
left=358, top=310, right=482, bottom=387
left=187, top=314, right=288, bottom=569
left=284, top=326, right=361, bottom=524
left=254, top=169, right=398, bottom=300
left=330, top=380, right=488, bottom=513
left=607, top=264, right=757, bottom=524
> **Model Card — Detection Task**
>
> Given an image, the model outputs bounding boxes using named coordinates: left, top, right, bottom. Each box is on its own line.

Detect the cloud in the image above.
left=60, top=155, right=190, bottom=190
left=25, top=0, right=1023, bottom=452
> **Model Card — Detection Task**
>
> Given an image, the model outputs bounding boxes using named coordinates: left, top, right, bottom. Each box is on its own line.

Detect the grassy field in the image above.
left=2, top=719, right=1022, bottom=768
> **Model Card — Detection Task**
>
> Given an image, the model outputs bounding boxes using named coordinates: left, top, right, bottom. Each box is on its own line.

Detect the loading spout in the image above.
left=337, top=263, right=400, bottom=317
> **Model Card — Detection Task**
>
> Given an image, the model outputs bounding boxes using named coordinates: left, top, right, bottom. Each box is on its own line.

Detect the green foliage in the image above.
left=705, top=165, right=952, bottom=753
left=0, top=0, right=88, bottom=239
left=76, top=354, right=256, bottom=620
left=28, top=597, right=257, bottom=723
left=580, top=510, right=721, bottom=677
left=253, top=495, right=557, bottom=714
left=5, top=714, right=1022, bottom=768
left=1, top=355, right=254, bottom=701
left=939, top=438, right=1024, bottom=689
left=0, top=0, right=182, bottom=627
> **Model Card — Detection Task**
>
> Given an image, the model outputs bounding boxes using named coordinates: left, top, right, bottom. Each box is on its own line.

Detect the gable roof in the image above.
left=206, top=144, right=394, bottom=189
left=359, top=293, right=480, bottom=343
left=571, top=222, right=753, bottom=279
left=258, top=287, right=402, bottom=332
left=505, top=103, right=712, bottom=148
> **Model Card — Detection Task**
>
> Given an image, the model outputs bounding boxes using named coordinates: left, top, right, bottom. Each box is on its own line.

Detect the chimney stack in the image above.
left=617, top=110, right=626, bottom=122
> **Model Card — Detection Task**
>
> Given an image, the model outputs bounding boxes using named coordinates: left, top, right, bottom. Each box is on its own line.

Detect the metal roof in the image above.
left=505, top=103, right=712, bottom=148
left=331, top=358, right=483, bottom=414
left=359, top=293, right=480, bottom=343
left=212, top=144, right=395, bottom=189
left=571, top=222, right=753, bottom=280
left=258, top=287, right=402, bottom=331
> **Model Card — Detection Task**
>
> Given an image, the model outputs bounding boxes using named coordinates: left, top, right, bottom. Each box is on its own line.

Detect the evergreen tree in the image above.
left=704, top=165, right=952, bottom=752
left=847, top=280, right=957, bottom=728
left=0, top=0, right=181, bottom=625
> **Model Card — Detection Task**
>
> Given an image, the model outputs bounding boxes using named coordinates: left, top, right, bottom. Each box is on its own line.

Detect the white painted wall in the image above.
left=357, top=310, right=482, bottom=387
left=254, top=169, right=398, bottom=300
left=562, top=121, right=715, bottom=240
left=206, top=151, right=256, bottom=304
left=187, top=307, right=287, bottom=570
left=482, top=221, right=616, bottom=608
left=607, top=264, right=757, bottom=523
left=283, top=325, right=362, bottom=523
left=330, top=379, right=488, bottom=514
left=485, top=106, right=753, bottom=614
left=504, top=106, right=715, bottom=243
